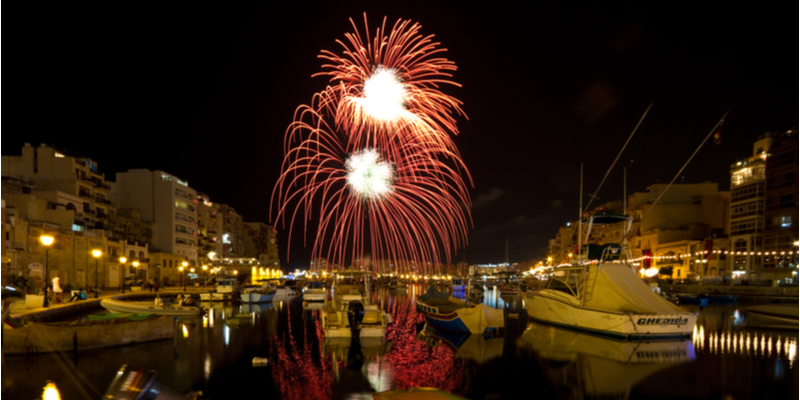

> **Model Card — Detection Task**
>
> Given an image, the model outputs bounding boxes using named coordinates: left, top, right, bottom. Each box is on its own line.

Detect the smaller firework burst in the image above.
left=345, top=148, right=395, bottom=200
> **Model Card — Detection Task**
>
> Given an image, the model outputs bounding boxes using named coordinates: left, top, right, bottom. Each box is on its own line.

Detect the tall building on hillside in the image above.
left=196, top=192, right=223, bottom=265
left=2, top=143, right=114, bottom=230
left=114, top=169, right=200, bottom=265
left=627, top=182, right=730, bottom=280
left=762, top=129, right=798, bottom=278
left=244, top=222, right=280, bottom=268
left=728, top=134, right=771, bottom=279
left=219, top=204, right=244, bottom=258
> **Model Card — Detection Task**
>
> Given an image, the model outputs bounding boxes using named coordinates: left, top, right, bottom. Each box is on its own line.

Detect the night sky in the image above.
left=5, top=3, right=797, bottom=268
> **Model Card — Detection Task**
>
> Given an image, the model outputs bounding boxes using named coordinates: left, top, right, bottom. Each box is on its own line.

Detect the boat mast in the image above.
left=578, top=163, right=583, bottom=265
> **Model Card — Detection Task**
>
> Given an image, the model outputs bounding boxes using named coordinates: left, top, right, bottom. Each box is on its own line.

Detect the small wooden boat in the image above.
left=742, top=305, right=799, bottom=326
left=200, top=278, right=238, bottom=302
left=302, top=280, right=327, bottom=301
left=3, top=314, right=174, bottom=354
left=416, top=287, right=504, bottom=334
left=101, top=298, right=203, bottom=316
left=676, top=295, right=708, bottom=306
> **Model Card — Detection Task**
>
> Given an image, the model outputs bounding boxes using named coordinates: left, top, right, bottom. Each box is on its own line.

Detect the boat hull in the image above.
left=303, top=289, right=326, bottom=302
left=101, top=299, right=203, bottom=316
left=3, top=316, right=174, bottom=354
left=200, top=292, right=234, bottom=302
left=240, top=291, right=275, bottom=304
left=524, top=293, right=695, bottom=340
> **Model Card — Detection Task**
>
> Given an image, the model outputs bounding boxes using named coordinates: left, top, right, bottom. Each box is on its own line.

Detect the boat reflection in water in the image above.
left=417, top=324, right=504, bottom=365
left=518, top=322, right=695, bottom=399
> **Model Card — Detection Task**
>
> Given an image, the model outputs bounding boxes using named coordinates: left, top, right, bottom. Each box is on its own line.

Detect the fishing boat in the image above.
left=524, top=214, right=697, bottom=340
left=240, top=285, right=276, bottom=304
left=742, top=304, right=799, bottom=327
left=199, top=278, right=238, bottom=301
left=302, top=280, right=327, bottom=301
left=518, top=321, right=694, bottom=398
left=451, top=277, right=466, bottom=291
left=101, top=298, right=203, bottom=316
left=3, top=314, right=175, bottom=354
left=322, top=271, right=392, bottom=339
left=497, top=282, right=521, bottom=296
left=416, top=286, right=504, bottom=334
left=676, top=295, right=709, bottom=306
left=389, top=278, right=408, bottom=292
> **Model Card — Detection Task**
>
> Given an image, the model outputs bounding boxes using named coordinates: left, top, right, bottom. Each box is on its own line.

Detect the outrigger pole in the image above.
left=644, top=111, right=730, bottom=219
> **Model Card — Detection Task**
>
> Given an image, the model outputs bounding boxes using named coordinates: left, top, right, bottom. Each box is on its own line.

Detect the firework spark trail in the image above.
left=272, top=14, right=471, bottom=274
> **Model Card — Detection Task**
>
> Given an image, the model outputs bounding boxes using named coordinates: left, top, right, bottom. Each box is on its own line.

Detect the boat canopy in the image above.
left=583, top=264, right=685, bottom=315
left=584, top=213, right=631, bottom=224
left=585, top=243, right=623, bottom=260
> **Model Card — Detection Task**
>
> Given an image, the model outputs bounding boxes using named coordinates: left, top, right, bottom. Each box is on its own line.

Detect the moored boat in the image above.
left=240, top=289, right=276, bottom=304
left=101, top=298, right=203, bottom=316
left=322, top=271, right=392, bottom=339
left=742, top=304, right=799, bottom=327
left=416, top=287, right=504, bottom=334
left=3, top=314, right=175, bottom=354
left=302, top=280, right=327, bottom=301
left=200, top=278, right=238, bottom=302
left=524, top=214, right=697, bottom=340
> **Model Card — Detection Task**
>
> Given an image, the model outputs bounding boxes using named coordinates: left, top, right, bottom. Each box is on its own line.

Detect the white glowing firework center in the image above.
left=345, top=149, right=395, bottom=199
left=359, top=66, right=408, bottom=122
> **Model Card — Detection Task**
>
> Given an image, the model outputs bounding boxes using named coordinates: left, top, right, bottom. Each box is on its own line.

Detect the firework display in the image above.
left=273, top=14, right=471, bottom=273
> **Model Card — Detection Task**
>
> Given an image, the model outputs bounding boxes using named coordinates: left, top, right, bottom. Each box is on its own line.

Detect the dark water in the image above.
left=2, top=285, right=797, bottom=399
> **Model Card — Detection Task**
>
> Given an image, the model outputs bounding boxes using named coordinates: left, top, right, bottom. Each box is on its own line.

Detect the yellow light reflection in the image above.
left=182, top=324, right=189, bottom=338
left=43, top=382, right=61, bottom=400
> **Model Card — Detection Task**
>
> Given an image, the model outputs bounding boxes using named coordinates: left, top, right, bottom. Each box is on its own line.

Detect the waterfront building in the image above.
left=243, top=222, right=280, bottom=269
left=219, top=204, right=245, bottom=258
left=627, top=182, right=730, bottom=280
left=196, top=192, right=223, bottom=266
left=728, top=135, right=771, bottom=279
left=114, top=169, right=200, bottom=266
left=762, top=129, right=798, bottom=280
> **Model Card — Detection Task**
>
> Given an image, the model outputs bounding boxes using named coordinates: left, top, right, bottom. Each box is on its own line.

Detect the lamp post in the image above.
left=202, top=265, right=208, bottom=289
left=182, top=261, right=189, bottom=290
left=119, top=257, right=127, bottom=294
left=40, top=235, right=54, bottom=308
left=92, top=249, right=102, bottom=298
left=179, top=266, right=185, bottom=292
left=132, top=261, right=140, bottom=287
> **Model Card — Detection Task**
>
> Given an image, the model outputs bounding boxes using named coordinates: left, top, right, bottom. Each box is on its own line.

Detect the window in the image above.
left=130, top=250, right=135, bottom=259
left=139, top=251, right=145, bottom=258
left=222, top=233, right=231, bottom=244
left=161, top=174, right=173, bottom=182
left=781, top=216, right=792, bottom=228
left=72, top=224, right=84, bottom=232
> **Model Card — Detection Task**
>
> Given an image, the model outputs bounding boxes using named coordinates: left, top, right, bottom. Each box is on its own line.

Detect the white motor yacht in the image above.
left=524, top=214, right=697, bottom=340
left=322, top=271, right=392, bottom=339
left=200, top=278, right=238, bottom=301
left=302, top=280, right=327, bottom=302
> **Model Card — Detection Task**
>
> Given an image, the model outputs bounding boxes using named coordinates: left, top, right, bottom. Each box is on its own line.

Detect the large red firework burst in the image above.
left=272, top=15, right=471, bottom=273
left=314, top=14, right=466, bottom=157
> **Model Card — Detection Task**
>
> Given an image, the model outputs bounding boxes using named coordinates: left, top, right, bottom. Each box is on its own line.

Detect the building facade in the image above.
left=762, top=130, right=798, bottom=279
left=114, top=169, right=200, bottom=265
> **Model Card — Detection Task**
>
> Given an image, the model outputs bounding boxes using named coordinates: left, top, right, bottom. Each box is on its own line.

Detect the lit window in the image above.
left=54, top=152, right=65, bottom=158
left=72, top=224, right=84, bottom=232
left=781, top=216, right=792, bottom=228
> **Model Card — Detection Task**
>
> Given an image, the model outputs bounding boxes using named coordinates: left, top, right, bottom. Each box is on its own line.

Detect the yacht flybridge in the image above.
left=524, top=214, right=697, bottom=340
left=322, top=271, right=392, bottom=339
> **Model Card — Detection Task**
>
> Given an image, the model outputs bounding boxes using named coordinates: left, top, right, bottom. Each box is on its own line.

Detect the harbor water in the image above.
left=2, top=285, right=797, bottom=399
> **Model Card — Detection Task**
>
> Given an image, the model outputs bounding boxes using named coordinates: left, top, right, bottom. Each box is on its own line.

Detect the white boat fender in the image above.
left=252, top=357, right=269, bottom=367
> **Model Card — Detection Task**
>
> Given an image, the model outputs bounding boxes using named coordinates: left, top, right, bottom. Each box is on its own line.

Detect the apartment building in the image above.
left=115, top=169, right=200, bottom=265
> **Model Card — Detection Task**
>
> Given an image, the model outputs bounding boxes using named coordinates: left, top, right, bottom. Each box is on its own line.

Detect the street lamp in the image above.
left=133, top=261, right=140, bottom=286
left=91, top=249, right=102, bottom=298
left=179, top=266, right=185, bottom=292
left=40, top=235, right=54, bottom=308
left=202, top=265, right=208, bottom=289
left=119, top=256, right=127, bottom=293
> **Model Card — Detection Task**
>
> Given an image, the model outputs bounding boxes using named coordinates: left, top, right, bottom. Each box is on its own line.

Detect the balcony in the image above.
left=78, top=191, right=92, bottom=199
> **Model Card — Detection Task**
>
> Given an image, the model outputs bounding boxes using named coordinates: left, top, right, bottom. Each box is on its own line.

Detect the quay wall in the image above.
left=661, top=284, right=799, bottom=298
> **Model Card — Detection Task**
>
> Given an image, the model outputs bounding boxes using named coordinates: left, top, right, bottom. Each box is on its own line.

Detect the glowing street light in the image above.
left=92, top=249, right=102, bottom=298
left=119, top=257, right=127, bottom=293
left=40, top=235, right=54, bottom=308
left=202, top=265, right=208, bottom=289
